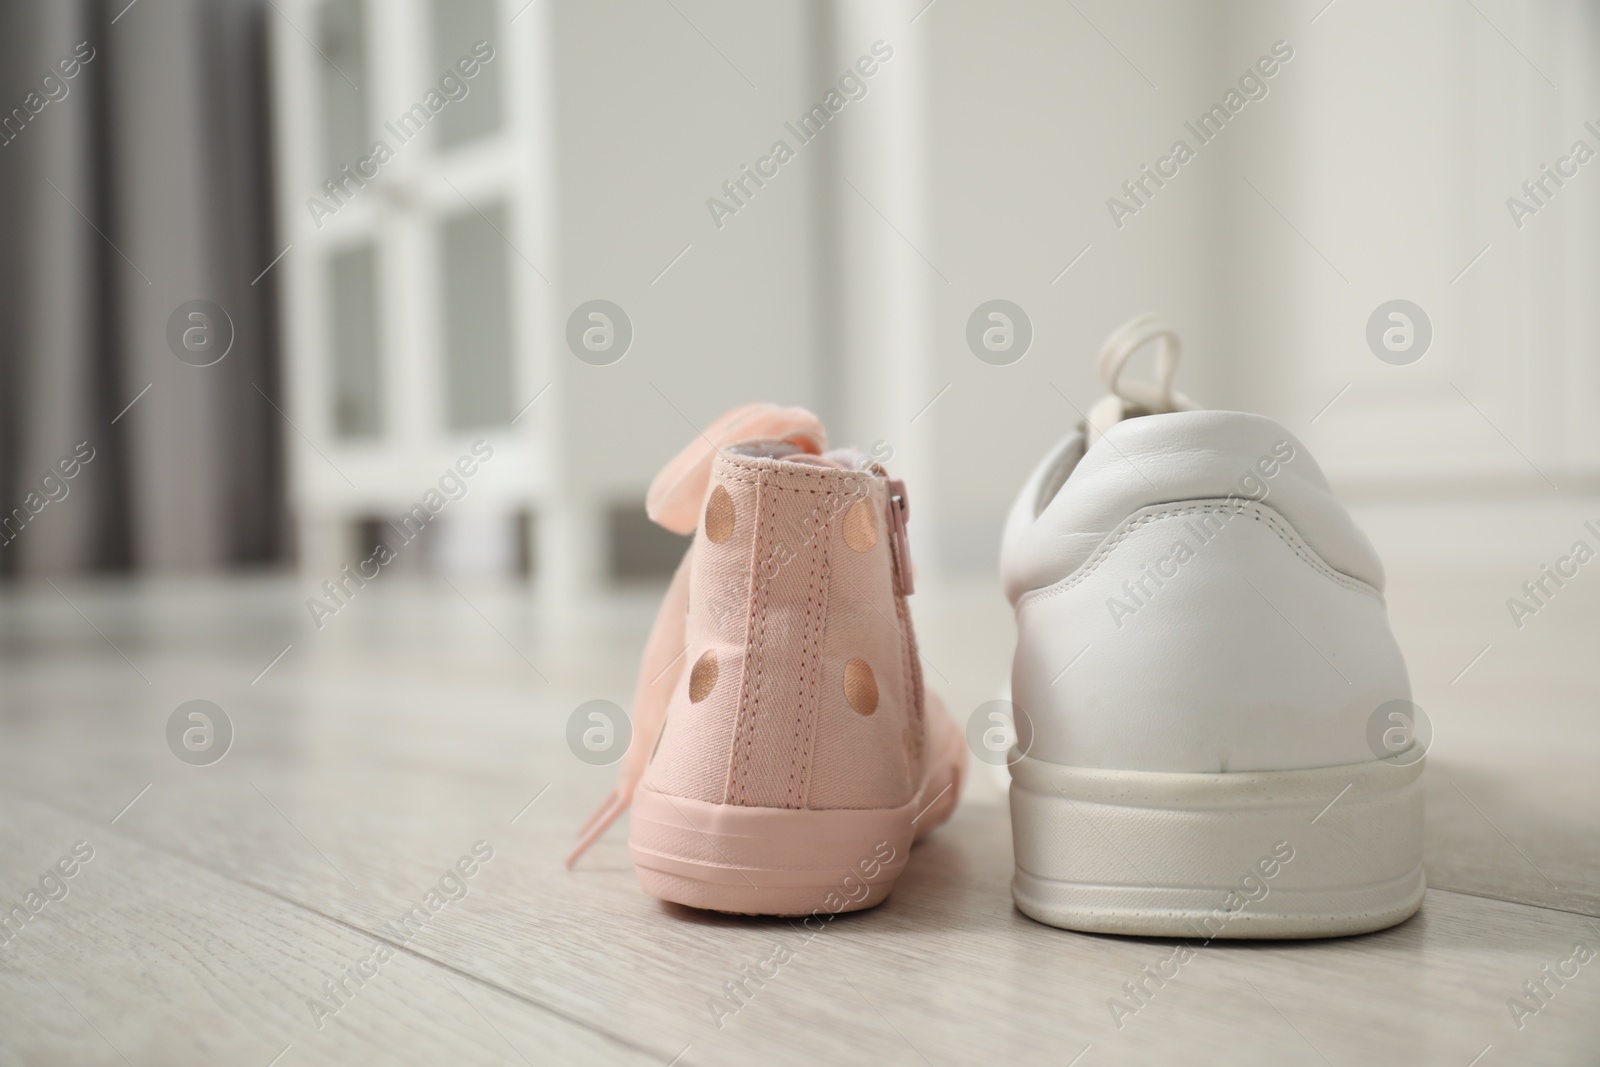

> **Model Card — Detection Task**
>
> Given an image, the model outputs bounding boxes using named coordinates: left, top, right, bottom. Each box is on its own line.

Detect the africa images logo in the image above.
left=1105, top=40, right=1295, bottom=229
left=305, top=42, right=497, bottom=229
left=704, top=41, right=894, bottom=230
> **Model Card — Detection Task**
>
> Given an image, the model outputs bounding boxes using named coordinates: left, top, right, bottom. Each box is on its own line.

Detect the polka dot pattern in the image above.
left=843, top=497, right=877, bottom=552
left=843, top=658, right=878, bottom=716
left=689, top=650, right=719, bottom=702
left=704, top=485, right=735, bottom=543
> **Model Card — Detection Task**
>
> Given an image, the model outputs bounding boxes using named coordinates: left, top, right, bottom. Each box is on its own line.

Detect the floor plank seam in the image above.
left=0, top=785, right=673, bottom=1064
left=1426, top=884, right=1600, bottom=922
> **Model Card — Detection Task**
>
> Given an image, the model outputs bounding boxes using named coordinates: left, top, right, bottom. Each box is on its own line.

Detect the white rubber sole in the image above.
left=1009, top=754, right=1425, bottom=939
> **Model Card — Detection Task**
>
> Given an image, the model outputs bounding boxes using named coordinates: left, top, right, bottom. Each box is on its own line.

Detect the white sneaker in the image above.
left=999, top=315, right=1424, bottom=938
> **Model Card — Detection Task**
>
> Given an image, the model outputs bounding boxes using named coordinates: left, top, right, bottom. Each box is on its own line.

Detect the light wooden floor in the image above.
left=1, top=495, right=1597, bottom=1066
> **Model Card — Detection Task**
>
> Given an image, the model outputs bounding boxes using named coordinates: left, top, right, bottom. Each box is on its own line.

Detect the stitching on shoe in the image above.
left=793, top=505, right=831, bottom=809
left=720, top=474, right=862, bottom=495
left=1018, top=499, right=1382, bottom=608
left=730, top=474, right=772, bottom=805
left=789, top=508, right=818, bottom=808
left=718, top=458, right=873, bottom=495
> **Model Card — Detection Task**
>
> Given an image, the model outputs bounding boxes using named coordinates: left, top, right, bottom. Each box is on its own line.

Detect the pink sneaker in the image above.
left=566, top=403, right=965, bottom=916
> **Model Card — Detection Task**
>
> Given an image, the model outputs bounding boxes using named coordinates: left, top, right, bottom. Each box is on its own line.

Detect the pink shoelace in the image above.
left=564, top=404, right=826, bottom=868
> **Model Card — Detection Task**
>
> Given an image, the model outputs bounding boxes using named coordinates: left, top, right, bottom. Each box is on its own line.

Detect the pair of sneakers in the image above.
left=567, top=315, right=1425, bottom=939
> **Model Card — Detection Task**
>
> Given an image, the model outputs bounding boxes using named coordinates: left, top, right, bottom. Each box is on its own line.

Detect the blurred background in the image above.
left=3, top=3, right=1599, bottom=1063
left=2, top=0, right=1597, bottom=604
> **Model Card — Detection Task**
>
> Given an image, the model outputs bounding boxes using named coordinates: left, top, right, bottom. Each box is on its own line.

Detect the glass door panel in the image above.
left=317, top=0, right=367, bottom=173
left=429, top=0, right=503, bottom=149
left=440, top=205, right=513, bottom=429
left=329, top=243, right=383, bottom=438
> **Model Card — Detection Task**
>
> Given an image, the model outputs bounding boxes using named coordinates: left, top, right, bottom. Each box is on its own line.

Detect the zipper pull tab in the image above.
left=885, top=477, right=913, bottom=596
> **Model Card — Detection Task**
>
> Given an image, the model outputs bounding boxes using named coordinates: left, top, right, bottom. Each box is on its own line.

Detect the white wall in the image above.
left=917, top=0, right=1600, bottom=575
left=551, top=0, right=823, bottom=494
left=509, top=0, right=1600, bottom=592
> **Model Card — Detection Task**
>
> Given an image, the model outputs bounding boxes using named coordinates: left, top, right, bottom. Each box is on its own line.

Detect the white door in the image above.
left=269, top=0, right=562, bottom=586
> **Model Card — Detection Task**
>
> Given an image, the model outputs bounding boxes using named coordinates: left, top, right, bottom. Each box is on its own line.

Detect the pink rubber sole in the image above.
left=628, top=717, right=966, bottom=916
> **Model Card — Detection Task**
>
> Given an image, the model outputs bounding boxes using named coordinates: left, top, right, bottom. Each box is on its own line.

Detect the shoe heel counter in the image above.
left=642, top=456, right=919, bottom=810
left=1012, top=500, right=1411, bottom=772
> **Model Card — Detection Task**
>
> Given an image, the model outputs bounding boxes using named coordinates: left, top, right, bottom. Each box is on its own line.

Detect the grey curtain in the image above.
left=0, top=0, right=286, bottom=575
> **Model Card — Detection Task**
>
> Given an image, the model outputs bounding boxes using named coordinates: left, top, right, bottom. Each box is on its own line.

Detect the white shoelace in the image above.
left=1083, top=313, right=1198, bottom=447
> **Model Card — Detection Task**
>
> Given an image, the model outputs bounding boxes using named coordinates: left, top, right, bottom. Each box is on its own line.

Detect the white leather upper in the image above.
left=1002, top=410, right=1411, bottom=773
left=1001, top=411, right=1385, bottom=605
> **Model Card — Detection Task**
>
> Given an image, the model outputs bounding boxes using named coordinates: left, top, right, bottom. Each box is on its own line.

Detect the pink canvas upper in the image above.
left=566, top=403, right=932, bottom=867
left=642, top=447, right=926, bottom=811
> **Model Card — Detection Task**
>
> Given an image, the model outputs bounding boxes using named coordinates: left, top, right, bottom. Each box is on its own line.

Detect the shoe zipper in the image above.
left=870, top=464, right=914, bottom=596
